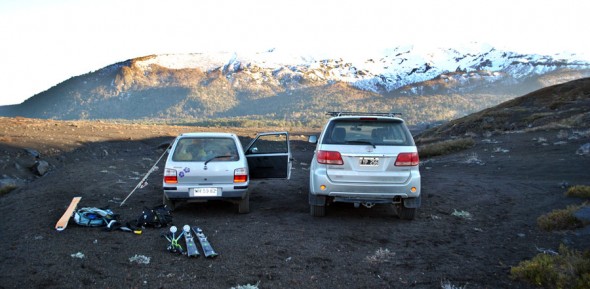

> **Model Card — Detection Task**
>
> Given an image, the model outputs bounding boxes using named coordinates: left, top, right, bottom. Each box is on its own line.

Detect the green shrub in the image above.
left=566, top=186, right=590, bottom=198
left=418, top=138, right=475, bottom=158
left=537, top=204, right=584, bottom=231
left=510, top=244, right=590, bottom=289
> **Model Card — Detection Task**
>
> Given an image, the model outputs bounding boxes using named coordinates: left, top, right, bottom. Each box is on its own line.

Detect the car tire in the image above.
left=238, top=192, right=250, bottom=214
left=163, top=194, right=176, bottom=211
left=397, top=205, right=416, bottom=220
left=310, top=204, right=325, bottom=217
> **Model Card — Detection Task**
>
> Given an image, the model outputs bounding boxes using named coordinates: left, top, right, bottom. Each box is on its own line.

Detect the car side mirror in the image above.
left=308, top=135, right=318, bottom=144
left=250, top=147, right=259, bottom=153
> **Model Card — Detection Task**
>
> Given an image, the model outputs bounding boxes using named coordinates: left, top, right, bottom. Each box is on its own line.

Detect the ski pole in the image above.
left=120, top=144, right=170, bottom=206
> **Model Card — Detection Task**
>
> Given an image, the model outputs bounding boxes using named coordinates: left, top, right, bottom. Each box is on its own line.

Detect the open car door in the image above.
left=245, top=132, right=292, bottom=179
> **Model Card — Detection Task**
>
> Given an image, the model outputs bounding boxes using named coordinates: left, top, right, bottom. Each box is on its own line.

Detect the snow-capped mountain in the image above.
left=2, top=44, right=589, bottom=126
left=131, top=43, right=590, bottom=93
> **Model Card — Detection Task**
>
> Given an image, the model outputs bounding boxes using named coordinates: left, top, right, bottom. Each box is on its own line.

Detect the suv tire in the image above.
left=310, top=204, right=325, bottom=217
left=397, top=205, right=416, bottom=220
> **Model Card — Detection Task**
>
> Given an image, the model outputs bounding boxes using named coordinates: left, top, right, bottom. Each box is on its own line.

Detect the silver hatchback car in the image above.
left=163, top=132, right=291, bottom=213
left=308, top=112, right=421, bottom=219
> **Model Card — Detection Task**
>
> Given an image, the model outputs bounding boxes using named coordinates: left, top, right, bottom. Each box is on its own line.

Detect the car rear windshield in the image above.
left=322, top=119, right=414, bottom=146
left=172, top=137, right=239, bottom=162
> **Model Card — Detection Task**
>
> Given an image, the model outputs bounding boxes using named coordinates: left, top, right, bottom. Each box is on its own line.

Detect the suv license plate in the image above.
left=192, top=188, right=219, bottom=196
left=359, top=157, right=379, bottom=166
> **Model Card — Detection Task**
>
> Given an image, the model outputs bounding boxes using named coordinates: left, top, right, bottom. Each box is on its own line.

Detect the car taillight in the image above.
left=164, top=169, right=178, bottom=183
left=317, top=150, right=344, bottom=165
left=395, top=152, right=419, bottom=166
left=234, top=168, right=248, bottom=183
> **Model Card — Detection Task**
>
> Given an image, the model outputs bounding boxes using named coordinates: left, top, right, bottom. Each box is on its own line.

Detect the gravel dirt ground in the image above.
left=1, top=117, right=589, bottom=289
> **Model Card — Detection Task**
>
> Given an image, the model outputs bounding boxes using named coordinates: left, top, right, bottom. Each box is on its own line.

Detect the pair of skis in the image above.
left=167, top=225, right=218, bottom=258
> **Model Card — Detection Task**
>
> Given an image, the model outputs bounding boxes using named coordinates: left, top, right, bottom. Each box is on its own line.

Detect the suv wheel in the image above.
left=397, top=204, right=416, bottom=220
left=310, top=204, right=325, bottom=217
left=238, top=192, right=250, bottom=214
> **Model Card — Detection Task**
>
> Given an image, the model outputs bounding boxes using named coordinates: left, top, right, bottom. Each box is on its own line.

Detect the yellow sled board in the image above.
left=55, top=197, right=82, bottom=231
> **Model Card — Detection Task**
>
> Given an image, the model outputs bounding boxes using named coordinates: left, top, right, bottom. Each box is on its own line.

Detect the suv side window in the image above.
left=322, top=119, right=414, bottom=146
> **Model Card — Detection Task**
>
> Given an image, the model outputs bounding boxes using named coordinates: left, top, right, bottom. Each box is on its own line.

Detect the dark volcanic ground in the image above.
left=1, top=117, right=589, bottom=288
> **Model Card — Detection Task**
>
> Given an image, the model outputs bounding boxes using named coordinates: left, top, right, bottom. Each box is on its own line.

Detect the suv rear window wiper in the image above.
left=345, top=140, right=376, bottom=148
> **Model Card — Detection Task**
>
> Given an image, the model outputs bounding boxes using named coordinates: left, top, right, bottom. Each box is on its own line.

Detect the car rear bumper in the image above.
left=163, top=184, right=248, bottom=200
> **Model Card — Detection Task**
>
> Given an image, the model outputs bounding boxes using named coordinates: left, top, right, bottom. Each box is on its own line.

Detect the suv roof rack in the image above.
left=326, top=111, right=403, bottom=117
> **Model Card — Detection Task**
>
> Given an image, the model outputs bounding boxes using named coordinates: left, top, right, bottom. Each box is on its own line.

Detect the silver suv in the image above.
left=163, top=132, right=291, bottom=213
left=308, top=112, right=421, bottom=219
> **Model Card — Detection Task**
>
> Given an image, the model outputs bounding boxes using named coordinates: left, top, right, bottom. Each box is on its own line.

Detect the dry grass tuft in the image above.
left=566, top=186, right=590, bottom=199
left=440, top=280, right=466, bottom=289
left=0, top=185, right=17, bottom=196
left=366, top=248, right=395, bottom=264
left=418, top=138, right=475, bottom=158
left=537, top=204, right=585, bottom=231
left=510, top=244, right=590, bottom=289
left=231, top=281, right=260, bottom=289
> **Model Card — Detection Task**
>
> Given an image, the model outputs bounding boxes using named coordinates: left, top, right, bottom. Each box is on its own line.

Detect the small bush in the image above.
left=566, top=186, right=590, bottom=198
left=510, top=244, right=590, bottom=289
left=440, top=280, right=466, bottom=289
left=366, top=248, right=395, bottom=264
left=231, top=281, right=260, bottom=289
left=537, top=205, right=584, bottom=231
left=418, top=138, right=475, bottom=158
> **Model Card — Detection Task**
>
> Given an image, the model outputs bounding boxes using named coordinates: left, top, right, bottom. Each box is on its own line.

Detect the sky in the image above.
left=0, top=0, right=589, bottom=106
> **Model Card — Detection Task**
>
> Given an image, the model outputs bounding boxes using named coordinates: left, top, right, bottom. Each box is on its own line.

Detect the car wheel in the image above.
left=163, top=194, right=176, bottom=211
left=238, top=192, right=250, bottom=214
left=397, top=204, right=416, bottom=220
left=310, top=204, right=325, bottom=217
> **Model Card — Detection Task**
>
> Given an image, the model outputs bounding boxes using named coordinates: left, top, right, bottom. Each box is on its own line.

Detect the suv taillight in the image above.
left=164, top=169, right=178, bottom=183
left=395, top=152, right=419, bottom=166
left=234, top=168, right=248, bottom=183
left=317, top=150, right=344, bottom=165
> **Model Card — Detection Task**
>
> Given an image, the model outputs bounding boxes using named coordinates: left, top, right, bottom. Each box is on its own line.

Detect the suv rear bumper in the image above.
left=309, top=170, right=421, bottom=203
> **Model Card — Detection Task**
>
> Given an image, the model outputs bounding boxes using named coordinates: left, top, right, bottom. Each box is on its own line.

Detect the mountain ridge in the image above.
left=2, top=45, right=589, bottom=127
left=416, top=77, right=590, bottom=141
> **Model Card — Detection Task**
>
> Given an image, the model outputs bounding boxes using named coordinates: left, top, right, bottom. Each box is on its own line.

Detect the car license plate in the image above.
left=359, top=157, right=379, bottom=166
left=192, top=187, right=219, bottom=196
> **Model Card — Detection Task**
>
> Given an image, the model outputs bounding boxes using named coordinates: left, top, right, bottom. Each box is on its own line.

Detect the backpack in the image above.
left=74, top=207, right=117, bottom=227
left=135, top=205, right=172, bottom=228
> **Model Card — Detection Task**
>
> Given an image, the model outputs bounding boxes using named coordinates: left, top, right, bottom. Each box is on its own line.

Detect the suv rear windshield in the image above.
left=172, top=137, right=239, bottom=162
left=322, top=119, right=414, bottom=146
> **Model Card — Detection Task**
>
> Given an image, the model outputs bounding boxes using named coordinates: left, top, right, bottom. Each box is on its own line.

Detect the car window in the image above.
left=322, top=119, right=414, bottom=146
left=248, top=134, right=288, bottom=154
left=172, top=137, right=239, bottom=162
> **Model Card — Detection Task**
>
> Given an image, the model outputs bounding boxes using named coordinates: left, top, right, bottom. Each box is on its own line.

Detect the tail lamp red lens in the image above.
left=164, top=169, right=178, bottom=184
left=317, top=150, right=344, bottom=165
left=395, top=152, right=419, bottom=166
left=234, top=168, right=248, bottom=183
